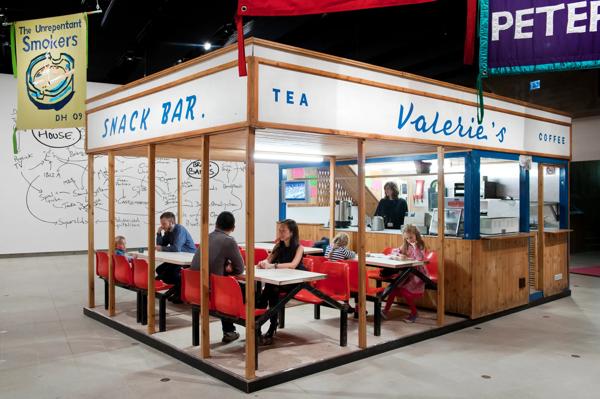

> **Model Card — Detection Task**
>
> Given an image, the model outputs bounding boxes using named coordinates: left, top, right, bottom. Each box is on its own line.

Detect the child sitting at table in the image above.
left=115, top=235, right=133, bottom=260
left=324, top=233, right=356, bottom=261
left=382, top=224, right=427, bottom=323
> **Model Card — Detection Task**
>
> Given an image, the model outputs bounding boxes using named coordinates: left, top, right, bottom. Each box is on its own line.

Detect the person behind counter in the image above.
left=256, top=219, right=306, bottom=345
left=374, top=181, right=408, bottom=229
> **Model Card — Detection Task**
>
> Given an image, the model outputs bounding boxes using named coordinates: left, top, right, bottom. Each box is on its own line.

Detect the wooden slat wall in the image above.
left=471, top=237, right=529, bottom=318
left=542, top=232, right=569, bottom=296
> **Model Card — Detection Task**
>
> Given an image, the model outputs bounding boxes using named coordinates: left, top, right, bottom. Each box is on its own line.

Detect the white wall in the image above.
left=0, top=73, right=278, bottom=254
left=572, top=116, right=600, bottom=162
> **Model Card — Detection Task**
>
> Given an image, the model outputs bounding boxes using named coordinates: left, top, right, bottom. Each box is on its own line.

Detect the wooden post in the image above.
left=357, top=139, right=367, bottom=349
left=245, top=128, right=257, bottom=379
left=107, top=151, right=116, bottom=316
left=147, top=144, right=156, bottom=334
left=329, top=156, right=336, bottom=240
left=177, top=158, right=183, bottom=224
left=200, top=136, right=211, bottom=358
left=87, top=154, right=95, bottom=308
left=537, top=163, right=545, bottom=291
left=436, top=146, right=445, bottom=326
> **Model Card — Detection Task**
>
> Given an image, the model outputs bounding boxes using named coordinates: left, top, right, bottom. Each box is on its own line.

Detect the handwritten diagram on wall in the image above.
left=5, top=109, right=246, bottom=253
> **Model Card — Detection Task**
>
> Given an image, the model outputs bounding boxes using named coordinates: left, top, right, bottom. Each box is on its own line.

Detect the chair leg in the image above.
left=141, top=295, right=148, bottom=325
left=340, top=307, right=348, bottom=347
left=314, top=304, right=321, bottom=320
left=104, top=280, right=109, bottom=310
left=192, top=307, right=199, bottom=346
left=159, top=295, right=167, bottom=332
left=278, top=306, right=286, bottom=329
left=255, top=328, right=260, bottom=370
left=374, top=299, right=381, bottom=336
left=136, top=291, right=141, bottom=323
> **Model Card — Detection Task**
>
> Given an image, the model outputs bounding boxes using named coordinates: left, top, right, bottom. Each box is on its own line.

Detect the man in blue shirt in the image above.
left=155, top=212, right=195, bottom=303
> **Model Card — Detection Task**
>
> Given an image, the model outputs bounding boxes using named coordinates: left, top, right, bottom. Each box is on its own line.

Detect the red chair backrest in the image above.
left=305, top=255, right=327, bottom=271
left=254, top=248, right=269, bottom=263
left=314, top=261, right=350, bottom=300
left=210, top=274, right=243, bottom=318
left=113, top=254, right=133, bottom=285
left=239, top=247, right=246, bottom=262
left=132, top=258, right=148, bottom=289
left=383, top=247, right=394, bottom=255
left=195, top=243, right=200, bottom=249
left=345, top=259, right=360, bottom=293
left=300, top=239, right=315, bottom=248
left=303, top=258, right=314, bottom=272
left=424, top=251, right=438, bottom=282
left=96, top=251, right=109, bottom=278
left=181, top=268, right=201, bottom=305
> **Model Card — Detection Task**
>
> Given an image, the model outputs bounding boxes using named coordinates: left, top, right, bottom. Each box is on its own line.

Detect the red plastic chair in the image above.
left=96, top=251, right=109, bottom=279
left=95, top=251, right=110, bottom=309
left=239, top=247, right=246, bottom=262
left=422, top=251, right=438, bottom=289
left=132, top=258, right=173, bottom=331
left=383, top=247, right=394, bottom=255
left=305, top=255, right=327, bottom=271
left=113, top=254, right=134, bottom=286
left=303, top=258, right=314, bottom=272
left=346, top=259, right=384, bottom=297
left=210, top=274, right=267, bottom=319
left=195, top=243, right=200, bottom=249
left=300, top=239, right=315, bottom=248
left=346, top=259, right=385, bottom=335
left=181, top=268, right=201, bottom=305
left=294, top=261, right=350, bottom=308
left=255, top=248, right=269, bottom=263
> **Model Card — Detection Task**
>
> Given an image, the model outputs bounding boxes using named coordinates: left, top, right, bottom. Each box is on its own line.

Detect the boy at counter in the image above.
left=381, top=224, right=428, bottom=323
left=325, top=233, right=356, bottom=261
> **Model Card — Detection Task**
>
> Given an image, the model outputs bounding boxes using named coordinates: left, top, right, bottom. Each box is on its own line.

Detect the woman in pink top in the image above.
left=382, top=225, right=427, bottom=323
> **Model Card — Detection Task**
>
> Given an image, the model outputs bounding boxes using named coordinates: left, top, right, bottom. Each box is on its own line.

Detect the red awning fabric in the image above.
left=463, top=0, right=477, bottom=65
left=235, top=0, right=436, bottom=76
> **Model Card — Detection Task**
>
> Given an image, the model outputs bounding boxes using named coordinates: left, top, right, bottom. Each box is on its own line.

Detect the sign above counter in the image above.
left=258, top=64, right=570, bottom=158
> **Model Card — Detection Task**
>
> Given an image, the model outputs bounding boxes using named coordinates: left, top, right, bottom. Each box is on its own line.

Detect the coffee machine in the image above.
left=334, top=200, right=353, bottom=228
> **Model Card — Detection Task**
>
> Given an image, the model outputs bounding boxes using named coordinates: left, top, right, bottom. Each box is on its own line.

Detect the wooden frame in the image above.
left=84, top=37, right=571, bottom=382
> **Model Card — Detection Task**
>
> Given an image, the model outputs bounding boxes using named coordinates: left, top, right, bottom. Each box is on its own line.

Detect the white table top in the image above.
left=239, top=242, right=323, bottom=255
left=131, top=251, right=194, bottom=266
left=363, top=254, right=426, bottom=269
left=238, top=268, right=326, bottom=286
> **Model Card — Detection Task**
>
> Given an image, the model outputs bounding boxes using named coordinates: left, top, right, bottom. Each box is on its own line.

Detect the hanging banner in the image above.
left=480, top=0, right=600, bottom=76
left=235, top=0, right=436, bottom=76
left=14, top=13, right=87, bottom=129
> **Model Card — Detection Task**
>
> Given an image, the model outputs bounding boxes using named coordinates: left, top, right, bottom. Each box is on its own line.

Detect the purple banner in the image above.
left=485, top=0, right=600, bottom=73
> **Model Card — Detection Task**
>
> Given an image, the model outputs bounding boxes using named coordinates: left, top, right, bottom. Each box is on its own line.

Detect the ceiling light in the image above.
left=254, top=152, right=324, bottom=163
left=203, top=42, right=212, bottom=51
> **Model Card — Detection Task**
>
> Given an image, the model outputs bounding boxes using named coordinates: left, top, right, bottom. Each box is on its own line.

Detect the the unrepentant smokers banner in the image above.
left=14, top=13, right=87, bottom=129
left=480, top=0, right=600, bottom=75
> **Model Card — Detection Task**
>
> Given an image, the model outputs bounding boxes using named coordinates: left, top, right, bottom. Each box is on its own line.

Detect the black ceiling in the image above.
left=1, top=0, right=599, bottom=117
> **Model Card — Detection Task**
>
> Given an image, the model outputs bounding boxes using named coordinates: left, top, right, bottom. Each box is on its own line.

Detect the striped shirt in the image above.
left=324, top=245, right=356, bottom=261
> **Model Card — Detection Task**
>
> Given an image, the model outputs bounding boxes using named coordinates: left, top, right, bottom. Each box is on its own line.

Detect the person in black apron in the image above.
left=256, top=219, right=305, bottom=345
left=374, top=181, right=408, bottom=230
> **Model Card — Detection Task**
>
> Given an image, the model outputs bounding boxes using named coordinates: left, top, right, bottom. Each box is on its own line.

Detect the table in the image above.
left=239, top=242, right=323, bottom=255
left=360, top=254, right=430, bottom=335
left=132, top=250, right=194, bottom=266
left=238, top=268, right=326, bottom=285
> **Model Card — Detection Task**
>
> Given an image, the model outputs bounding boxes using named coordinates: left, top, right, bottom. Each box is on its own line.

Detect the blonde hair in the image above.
left=115, top=235, right=126, bottom=247
left=401, top=224, right=425, bottom=252
left=332, top=232, right=349, bottom=247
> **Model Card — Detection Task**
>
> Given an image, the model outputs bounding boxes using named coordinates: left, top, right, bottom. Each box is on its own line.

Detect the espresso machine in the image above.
left=334, top=200, right=353, bottom=228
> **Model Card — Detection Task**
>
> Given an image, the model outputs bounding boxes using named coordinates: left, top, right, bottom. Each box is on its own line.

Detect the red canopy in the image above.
left=235, top=0, right=436, bottom=76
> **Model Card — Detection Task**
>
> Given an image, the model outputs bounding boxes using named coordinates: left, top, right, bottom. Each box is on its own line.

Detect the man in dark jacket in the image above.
left=191, top=211, right=245, bottom=343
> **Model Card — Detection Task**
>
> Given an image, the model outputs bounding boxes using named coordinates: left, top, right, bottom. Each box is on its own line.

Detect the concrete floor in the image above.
left=1, top=253, right=599, bottom=398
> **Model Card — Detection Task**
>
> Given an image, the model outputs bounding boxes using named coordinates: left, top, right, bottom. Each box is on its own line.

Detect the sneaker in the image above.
left=222, top=331, right=240, bottom=343
left=404, top=314, right=417, bottom=323
left=380, top=310, right=389, bottom=320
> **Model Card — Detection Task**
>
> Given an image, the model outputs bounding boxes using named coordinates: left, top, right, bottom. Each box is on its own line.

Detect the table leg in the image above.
left=192, top=306, right=199, bottom=346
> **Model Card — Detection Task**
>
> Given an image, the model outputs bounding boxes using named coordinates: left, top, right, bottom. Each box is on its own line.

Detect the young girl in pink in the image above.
left=382, top=224, right=427, bottom=323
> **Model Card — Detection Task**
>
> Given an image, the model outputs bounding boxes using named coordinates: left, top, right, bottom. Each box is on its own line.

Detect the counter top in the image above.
left=480, top=232, right=535, bottom=240
left=532, top=229, right=573, bottom=235
left=319, top=226, right=405, bottom=235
